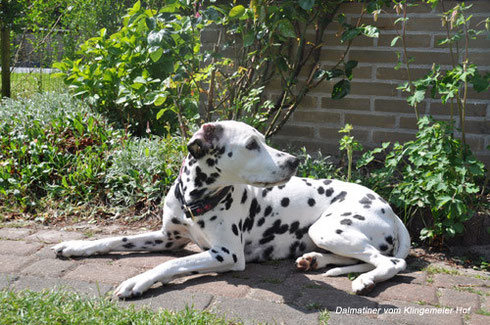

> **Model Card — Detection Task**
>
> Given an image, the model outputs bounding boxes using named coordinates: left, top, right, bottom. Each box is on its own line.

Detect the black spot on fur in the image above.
left=190, top=188, right=206, bottom=199
left=385, top=236, right=394, bottom=245
left=228, top=151, right=233, bottom=157
left=122, top=237, right=128, bottom=242
left=353, top=214, right=365, bottom=220
left=165, top=242, right=173, bottom=248
left=308, top=198, right=316, bottom=207
left=263, top=246, right=274, bottom=260
left=232, top=224, right=239, bottom=236
left=262, top=188, right=273, bottom=197
left=359, top=197, right=372, bottom=206
left=379, top=244, right=388, bottom=251
left=221, top=247, right=230, bottom=254
left=259, top=235, right=275, bottom=244
left=367, top=193, right=376, bottom=200
left=323, top=180, right=332, bottom=186
left=232, top=254, right=238, bottom=263
left=257, top=218, right=265, bottom=227
left=341, top=212, right=352, bottom=216
left=295, top=224, right=310, bottom=240
left=216, top=255, right=224, bottom=262
left=206, top=158, right=215, bottom=167
left=145, top=241, right=153, bottom=245
left=278, top=185, right=286, bottom=190
left=123, top=243, right=135, bottom=249
left=317, top=187, right=325, bottom=195
left=264, top=206, right=273, bottom=217
left=191, top=271, right=200, bottom=275
left=197, top=220, right=205, bottom=228
left=331, top=191, right=347, bottom=204
left=264, top=220, right=289, bottom=238
left=155, top=240, right=163, bottom=244
left=243, top=199, right=260, bottom=233
left=340, top=219, right=352, bottom=226
left=210, top=215, right=217, bottom=221
left=336, top=229, right=343, bottom=234
left=289, top=241, right=300, bottom=258
left=299, top=242, right=306, bottom=252
left=281, top=197, right=290, bottom=207
left=391, top=258, right=399, bottom=265
left=171, top=217, right=181, bottom=224
left=325, top=188, right=334, bottom=197
left=289, top=221, right=300, bottom=234
left=381, top=208, right=386, bottom=214
left=241, top=189, right=248, bottom=204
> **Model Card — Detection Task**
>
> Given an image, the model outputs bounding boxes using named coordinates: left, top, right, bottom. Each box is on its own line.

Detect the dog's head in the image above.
left=187, top=121, right=299, bottom=187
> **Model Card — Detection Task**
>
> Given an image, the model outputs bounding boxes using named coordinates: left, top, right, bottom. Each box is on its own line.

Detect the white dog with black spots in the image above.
left=53, top=121, right=410, bottom=298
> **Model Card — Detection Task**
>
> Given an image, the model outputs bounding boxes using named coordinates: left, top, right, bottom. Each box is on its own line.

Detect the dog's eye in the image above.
left=246, top=139, right=260, bottom=151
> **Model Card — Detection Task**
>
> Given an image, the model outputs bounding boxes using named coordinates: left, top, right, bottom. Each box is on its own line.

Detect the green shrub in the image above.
left=296, top=147, right=342, bottom=180
left=54, top=1, right=203, bottom=136
left=358, top=117, right=486, bottom=243
left=0, top=93, right=125, bottom=210
left=105, top=135, right=185, bottom=208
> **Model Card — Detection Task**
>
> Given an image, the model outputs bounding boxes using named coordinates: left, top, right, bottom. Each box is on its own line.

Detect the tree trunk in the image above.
left=1, top=25, right=11, bottom=98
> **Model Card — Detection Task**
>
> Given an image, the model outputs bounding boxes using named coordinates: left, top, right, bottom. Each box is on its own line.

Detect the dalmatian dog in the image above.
left=52, top=120, right=410, bottom=298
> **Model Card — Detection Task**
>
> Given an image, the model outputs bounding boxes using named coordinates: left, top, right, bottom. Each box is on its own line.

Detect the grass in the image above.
left=318, top=310, right=330, bottom=324
left=0, top=289, right=235, bottom=324
left=0, top=72, right=66, bottom=98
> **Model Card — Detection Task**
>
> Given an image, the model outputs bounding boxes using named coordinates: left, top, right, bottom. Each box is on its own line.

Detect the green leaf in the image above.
left=407, top=90, right=425, bottom=106
left=154, top=94, right=167, bottom=106
left=299, top=0, right=315, bottom=11
left=149, top=48, right=163, bottom=62
left=229, top=5, right=245, bottom=19
left=332, top=79, right=351, bottom=100
left=156, top=108, right=168, bottom=120
left=361, top=25, right=379, bottom=38
left=243, top=31, right=255, bottom=47
left=341, top=28, right=361, bottom=43
left=277, top=19, right=296, bottom=38
left=391, top=36, right=401, bottom=47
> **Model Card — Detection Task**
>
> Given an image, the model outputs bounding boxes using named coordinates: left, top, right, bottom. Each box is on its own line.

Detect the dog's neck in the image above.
left=175, top=154, right=232, bottom=208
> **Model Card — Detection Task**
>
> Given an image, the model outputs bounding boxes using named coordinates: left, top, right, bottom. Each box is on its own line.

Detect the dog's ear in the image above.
left=187, top=123, right=221, bottom=159
left=187, top=138, right=208, bottom=159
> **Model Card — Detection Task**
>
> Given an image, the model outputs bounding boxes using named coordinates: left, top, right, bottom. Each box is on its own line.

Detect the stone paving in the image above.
left=0, top=224, right=489, bottom=325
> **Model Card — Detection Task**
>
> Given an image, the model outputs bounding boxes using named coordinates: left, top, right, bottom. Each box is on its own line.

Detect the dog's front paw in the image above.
left=114, top=273, right=156, bottom=299
left=51, top=240, right=100, bottom=257
left=352, top=274, right=375, bottom=295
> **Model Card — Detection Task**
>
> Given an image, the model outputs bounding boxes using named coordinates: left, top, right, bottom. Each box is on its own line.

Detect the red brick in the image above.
left=434, top=34, right=489, bottom=50
left=322, top=97, right=370, bottom=111
left=327, top=33, right=374, bottom=47
left=0, top=255, right=35, bottom=273
left=465, top=136, right=484, bottom=152
left=277, top=124, right=316, bottom=138
left=350, top=81, right=399, bottom=97
left=469, top=52, right=490, bottom=66
left=360, top=17, right=443, bottom=32
left=319, top=49, right=348, bottom=62
left=351, top=66, right=373, bottom=79
left=63, top=263, right=140, bottom=284
left=407, top=50, right=455, bottom=65
left=438, top=288, right=481, bottom=310
left=375, top=98, right=420, bottom=114
left=0, top=240, right=42, bottom=256
left=349, top=49, right=398, bottom=63
left=376, top=67, right=429, bottom=81
left=345, top=113, right=396, bottom=128
left=373, top=130, right=415, bottom=144
left=400, top=116, right=419, bottom=130
left=430, top=102, right=487, bottom=117
left=292, top=110, right=341, bottom=124
left=378, top=34, right=431, bottom=48
left=464, top=120, right=489, bottom=135
left=21, top=258, right=77, bottom=278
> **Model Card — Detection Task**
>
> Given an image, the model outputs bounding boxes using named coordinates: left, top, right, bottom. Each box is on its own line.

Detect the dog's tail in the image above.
left=393, top=213, right=411, bottom=259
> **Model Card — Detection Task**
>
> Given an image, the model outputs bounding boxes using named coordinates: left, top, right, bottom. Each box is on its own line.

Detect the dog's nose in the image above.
left=287, top=157, right=300, bottom=170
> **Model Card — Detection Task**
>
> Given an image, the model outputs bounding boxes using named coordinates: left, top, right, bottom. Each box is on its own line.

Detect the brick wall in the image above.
left=269, top=1, right=490, bottom=166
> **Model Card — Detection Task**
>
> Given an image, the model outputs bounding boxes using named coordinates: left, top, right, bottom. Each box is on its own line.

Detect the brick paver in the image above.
left=0, top=224, right=488, bottom=324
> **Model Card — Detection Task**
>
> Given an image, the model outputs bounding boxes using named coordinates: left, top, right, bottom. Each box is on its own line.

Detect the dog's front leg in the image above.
left=52, top=230, right=189, bottom=257
left=114, top=248, right=245, bottom=298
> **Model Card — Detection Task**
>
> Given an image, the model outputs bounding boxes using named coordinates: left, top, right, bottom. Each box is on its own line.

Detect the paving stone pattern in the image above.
left=0, top=225, right=489, bottom=325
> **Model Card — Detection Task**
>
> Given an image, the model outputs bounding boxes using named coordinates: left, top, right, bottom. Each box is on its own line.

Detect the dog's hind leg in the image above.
left=305, top=211, right=406, bottom=295
left=52, top=230, right=190, bottom=257
left=295, top=252, right=358, bottom=272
